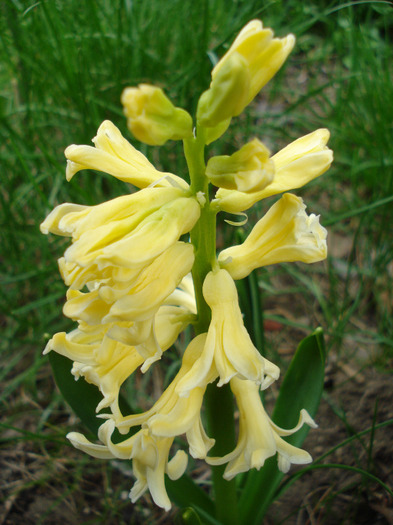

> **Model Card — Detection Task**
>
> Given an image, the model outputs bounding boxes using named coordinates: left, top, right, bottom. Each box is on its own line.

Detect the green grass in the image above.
left=1, top=0, right=393, bottom=523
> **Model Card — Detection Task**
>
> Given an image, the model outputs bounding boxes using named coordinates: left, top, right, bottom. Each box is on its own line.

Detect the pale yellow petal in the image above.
left=94, top=197, right=200, bottom=270
left=219, top=194, right=327, bottom=279
left=103, top=242, right=195, bottom=323
left=215, top=129, right=333, bottom=213
left=65, top=120, right=188, bottom=189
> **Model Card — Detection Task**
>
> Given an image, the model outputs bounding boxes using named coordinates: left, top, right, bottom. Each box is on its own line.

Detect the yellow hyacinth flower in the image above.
left=92, top=197, right=200, bottom=270
left=68, top=421, right=188, bottom=511
left=207, top=377, right=317, bottom=479
left=219, top=193, right=327, bottom=279
left=206, top=138, right=274, bottom=192
left=65, top=120, right=189, bottom=189
left=42, top=190, right=200, bottom=272
left=197, top=20, right=295, bottom=127
left=41, top=186, right=184, bottom=239
left=121, top=84, right=193, bottom=145
left=45, top=327, right=143, bottom=416
left=45, top=290, right=197, bottom=418
left=62, top=243, right=193, bottom=327
left=59, top=244, right=195, bottom=372
left=215, top=129, right=333, bottom=213
left=102, top=243, right=195, bottom=323
left=176, top=269, right=279, bottom=395
left=64, top=120, right=188, bottom=189
left=116, top=334, right=216, bottom=458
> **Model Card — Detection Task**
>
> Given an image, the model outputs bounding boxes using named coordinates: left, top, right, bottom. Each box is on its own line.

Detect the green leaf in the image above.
left=49, top=352, right=107, bottom=437
left=167, top=474, right=215, bottom=519
left=239, top=328, right=326, bottom=525
left=273, top=326, right=325, bottom=440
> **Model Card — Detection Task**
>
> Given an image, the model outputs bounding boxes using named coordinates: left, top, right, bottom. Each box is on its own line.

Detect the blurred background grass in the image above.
left=1, top=0, right=393, bottom=523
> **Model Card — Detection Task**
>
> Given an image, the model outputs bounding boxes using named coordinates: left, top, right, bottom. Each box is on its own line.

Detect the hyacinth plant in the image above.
left=41, top=20, right=332, bottom=525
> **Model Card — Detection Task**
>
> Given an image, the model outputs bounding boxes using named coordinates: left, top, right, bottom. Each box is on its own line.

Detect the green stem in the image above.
left=205, top=383, right=239, bottom=525
left=183, top=129, right=239, bottom=524
left=184, top=129, right=217, bottom=333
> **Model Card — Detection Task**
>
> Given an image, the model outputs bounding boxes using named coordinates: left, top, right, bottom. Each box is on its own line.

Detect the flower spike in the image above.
left=41, top=16, right=330, bottom=514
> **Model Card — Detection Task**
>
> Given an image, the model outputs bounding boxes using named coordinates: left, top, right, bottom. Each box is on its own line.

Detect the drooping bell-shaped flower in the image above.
left=207, top=377, right=317, bottom=479
left=116, top=334, right=216, bottom=459
left=219, top=193, right=327, bottom=280
left=176, top=269, right=280, bottom=395
left=67, top=421, right=188, bottom=511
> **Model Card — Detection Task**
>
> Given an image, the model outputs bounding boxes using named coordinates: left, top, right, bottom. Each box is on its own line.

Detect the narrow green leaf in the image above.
left=12, top=291, right=64, bottom=316
left=167, top=475, right=215, bottom=518
left=239, top=328, right=326, bottom=525
left=273, top=327, right=325, bottom=437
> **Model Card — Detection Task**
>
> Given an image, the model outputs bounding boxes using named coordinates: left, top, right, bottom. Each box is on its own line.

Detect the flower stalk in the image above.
left=184, top=129, right=217, bottom=333
left=185, top=128, right=239, bottom=522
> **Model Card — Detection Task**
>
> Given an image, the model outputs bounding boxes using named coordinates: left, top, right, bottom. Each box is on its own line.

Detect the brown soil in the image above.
left=267, top=368, right=393, bottom=525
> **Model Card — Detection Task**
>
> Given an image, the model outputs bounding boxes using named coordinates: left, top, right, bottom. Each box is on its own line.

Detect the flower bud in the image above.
left=121, top=84, right=193, bottom=145
left=206, top=138, right=274, bottom=192
left=197, top=53, right=250, bottom=128
left=197, top=20, right=295, bottom=127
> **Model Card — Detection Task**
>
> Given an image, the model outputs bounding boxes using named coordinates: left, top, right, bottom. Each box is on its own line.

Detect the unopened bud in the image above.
left=121, top=84, right=192, bottom=145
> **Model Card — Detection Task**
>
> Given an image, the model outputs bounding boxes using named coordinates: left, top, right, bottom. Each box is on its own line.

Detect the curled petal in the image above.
left=68, top=421, right=185, bottom=511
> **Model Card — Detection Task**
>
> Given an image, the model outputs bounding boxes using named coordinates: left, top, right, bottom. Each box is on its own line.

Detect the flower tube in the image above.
left=219, top=193, right=327, bottom=279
